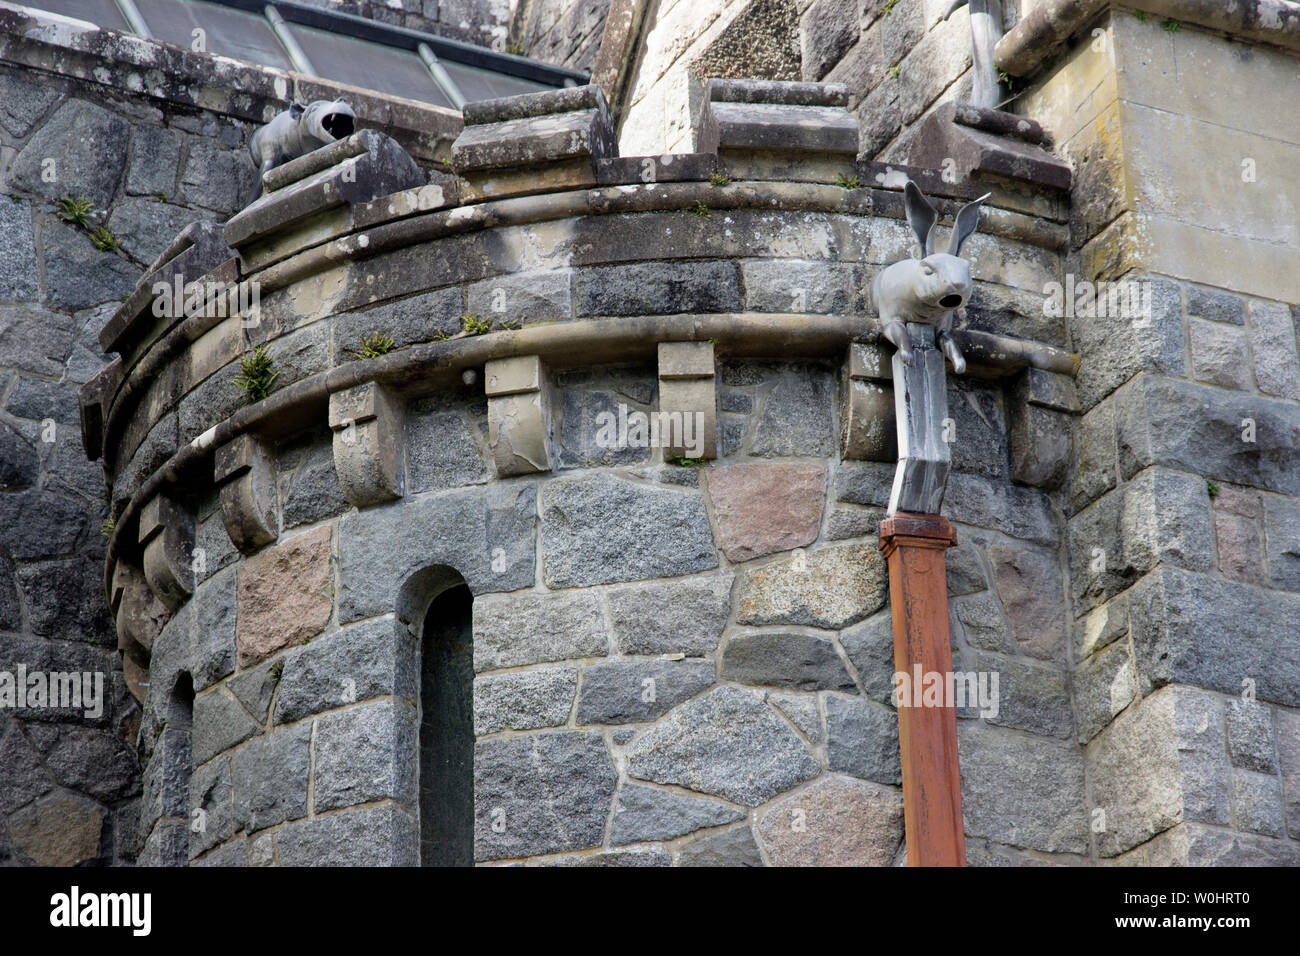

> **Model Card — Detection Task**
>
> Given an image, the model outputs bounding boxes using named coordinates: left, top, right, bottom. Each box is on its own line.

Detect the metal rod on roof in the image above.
left=418, top=42, right=467, bottom=111
left=266, top=4, right=317, bottom=76
left=114, top=0, right=153, bottom=37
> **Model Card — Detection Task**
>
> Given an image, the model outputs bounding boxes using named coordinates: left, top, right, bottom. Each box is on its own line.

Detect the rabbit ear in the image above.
left=948, top=192, right=992, bottom=256
left=904, top=181, right=938, bottom=257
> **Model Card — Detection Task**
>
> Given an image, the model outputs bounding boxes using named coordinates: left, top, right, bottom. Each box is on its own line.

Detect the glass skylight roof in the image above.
left=17, top=0, right=586, bottom=108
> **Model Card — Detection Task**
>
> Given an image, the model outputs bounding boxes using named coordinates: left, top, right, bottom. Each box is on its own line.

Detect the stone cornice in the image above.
left=996, top=0, right=1300, bottom=77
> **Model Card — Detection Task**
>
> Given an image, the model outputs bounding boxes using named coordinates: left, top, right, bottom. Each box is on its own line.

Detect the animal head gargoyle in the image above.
left=871, top=180, right=990, bottom=374
left=247, top=99, right=357, bottom=198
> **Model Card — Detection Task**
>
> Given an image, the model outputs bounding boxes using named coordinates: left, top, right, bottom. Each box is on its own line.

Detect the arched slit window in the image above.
left=419, top=582, right=474, bottom=866
left=162, top=671, right=195, bottom=867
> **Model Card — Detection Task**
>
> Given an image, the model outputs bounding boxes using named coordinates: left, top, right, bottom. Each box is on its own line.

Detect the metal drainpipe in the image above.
left=114, top=0, right=152, bottom=37
left=265, top=5, right=317, bottom=76
left=418, top=42, right=466, bottom=110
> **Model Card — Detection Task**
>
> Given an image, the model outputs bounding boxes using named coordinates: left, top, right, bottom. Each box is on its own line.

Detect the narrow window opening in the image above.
left=419, top=583, right=474, bottom=866
left=163, top=671, right=195, bottom=867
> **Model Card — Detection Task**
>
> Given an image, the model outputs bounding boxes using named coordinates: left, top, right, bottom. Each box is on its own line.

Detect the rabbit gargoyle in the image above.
left=872, top=180, right=990, bottom=375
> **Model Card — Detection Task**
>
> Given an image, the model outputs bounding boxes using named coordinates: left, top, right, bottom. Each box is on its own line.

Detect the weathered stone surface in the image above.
left=279, top=440, right=348, bottom=529
left=338, top=483, right=536, bottom=622
left=1213, top=508, right=1266, bottom=585
left=1144, top=822, right=1300, bottom=866
left=407, top=409, right=490, bottom=492
left=1073, top=640, right=1136, bottom=743
left=233, top=724, right=312, bottom=833
left=678, top=824, right=765, bottom=866
left=574, top=261, right=741, bottom=316
left=1231, top=769, right=1284, bottom=836
left=276, top=617, right=417, bottom=724
left=950, top=592, right=1016, bottom=654
left=181, top=142, right=256, bottom=213
left=475, top=732, right=616, bottom=860
left=958, top=724, right=1088, bottom=854
left=1278, top=709, right=1300, bottom=836
left=1073, top=276, right=1185, bottom=409
left=987, top=544, right=1065, bottom=660
left=557, top=387, right=650, bottom=468
left=750, top=365, right=837, bottom=457
left=1225, top=699, right=1277, bottom=774
left=334, top=288, right=463, bottom=358
left=0, top=305, right=73, bottom=378
left=41, top=222, right=139, bottom=310
left=578, top=659, right=716, bottom=724
left=1263, top=494, right=1300, bottom=590
left=189, top=757, right=234, bottom=858
left=474, top=590, right=608, bottom=671
left=541, top=474, right=717, bottom=587
left=9, top=99, right=128, bottom=206
left=610, top=783, right=744, bottom=845
left=0, top=201, right=40, bottom=301
left=608, top=574, right=732, bottom=655
left=193, top=688, right=261, bottom=766
left=1248, top=301, right=1300, bottom=400
left=944, top=471, right=1058, bottom=546
left=1187, top=285, right=1244, bottom=325
left=625, top=686, right=819, bottom=805
left=1114, top=374, right=1299, bottom=497
left=474, top=667, right=578, bottom=735
left=721, top=632, right=855, bottom=691
left=1070, top=399, right=1117, bottom=514
left=758, top=775, right=904, bottom=866
left=125, top=124, right=183, bottom=197
left=16, top=554, right=111, bottom=644
left=106, top=199, right=205, bottom=265
left=741, top=259, right=853, bottom=313
left=314, top=700, right=418, bottom=812
left=8, top=790, right=104, bottom=866
left=839, top=607, right=896, bottom=705
left=192, top=565, right=236, bottom=691
left=706, top=462, right=825, bottom=562
left=973, top=652, right=1073, bottom=739
left=277, top=805, right=418, bottom=866
left=824, top=694, right=901, bottom=785
left=1129, top=568, right=1300, bottom=707
left=544, top=848, right=673, bottom=867
left=0, top=71, right=59, bottom=136
left=736, top=544, right=888, bottom=630
left=237, top=526, right=333, bottom=667
left=767, top=691, right=824, bottom=744
left=1068, top=468, right=1214, bottom=616
left=1188, top=317, right=1251, bottom=390
left=0, top=722, right=54, bottom=815
left=945, top=542, right=988, bottom=596
left=800, top=0, right=858, bottom=80
left=1088, top=687, right=1228, bottom=857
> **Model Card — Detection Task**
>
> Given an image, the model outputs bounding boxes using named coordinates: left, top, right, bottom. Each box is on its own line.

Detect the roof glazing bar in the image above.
left=114, top=0, right=153, bottom=37
left=265, top=4, right=316, bottom=75
left=417, top=42, right=466, bottom=110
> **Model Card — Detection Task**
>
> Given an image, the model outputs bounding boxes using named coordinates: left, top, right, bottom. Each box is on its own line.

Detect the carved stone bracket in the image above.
left=1007, top=366, right=1079, bottom=489
left=657, top=342, right=717, bottom=461
left=485, top=356, right=556, bottom=477
left=110, top=560, right=168, bottom=706
left=214, top=433, right=279, bottom=553
left=138, top=494, right=195, bottom=611
left=329, top=381, right=406, bottom=506
left=841, top=341, right=897, bottom=462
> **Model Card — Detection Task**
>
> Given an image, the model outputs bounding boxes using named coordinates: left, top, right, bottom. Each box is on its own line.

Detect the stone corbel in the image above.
left=1007, top=366, right=1079, bottom=489
left=841, top=341, right=896, bottom=462
left=214, top=433, right=279, bottom=553
left=329, top=382, right=406, bottom=506
left=485, top=356, right=556, bottom=477
left=657, top=342, right=717, bottom=460
left=110, top=560, right=168, bottom=705
left=138, top=494, right=195, bottom=611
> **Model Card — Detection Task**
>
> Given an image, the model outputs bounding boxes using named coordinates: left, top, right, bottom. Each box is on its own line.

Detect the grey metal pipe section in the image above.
left=418, top=42, right=466, bottom=110
left=114, top=0, right=152, bottom=38
left=265, top=5, right=316, bottom=76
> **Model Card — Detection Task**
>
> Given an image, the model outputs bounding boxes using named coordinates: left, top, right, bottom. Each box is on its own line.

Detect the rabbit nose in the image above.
left=939, top=293, right=963, bottom=308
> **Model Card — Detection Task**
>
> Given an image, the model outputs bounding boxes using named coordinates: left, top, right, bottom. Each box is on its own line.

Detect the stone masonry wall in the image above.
left=1019, top=10, right=1300, bottom=864
left=0, top=6, right=458, bottom=865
